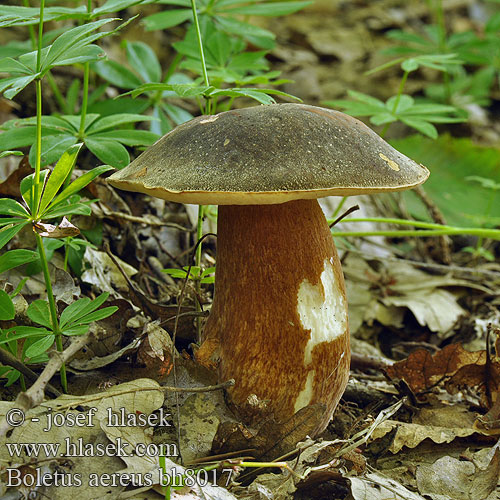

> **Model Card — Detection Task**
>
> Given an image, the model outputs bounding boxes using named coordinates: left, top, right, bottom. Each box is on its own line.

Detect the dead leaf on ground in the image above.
left=349, top=472, right=426, bottom=500
left=416, top=447, right=500, bottom=500
left=81, top=246, right=137, bottom=295
left=385, top=343, right=500, bottom=409
left=0, top=155, right=32, bottom=197
left=33, top=217, right=80, bottom=238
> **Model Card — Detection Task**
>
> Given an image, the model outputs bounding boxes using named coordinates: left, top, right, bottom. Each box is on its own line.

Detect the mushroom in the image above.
left=108, top=103, right=429, bottom=434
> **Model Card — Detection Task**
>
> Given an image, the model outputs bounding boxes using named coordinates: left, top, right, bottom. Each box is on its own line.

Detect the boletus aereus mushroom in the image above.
left=108, top=103, right=429, bottom=435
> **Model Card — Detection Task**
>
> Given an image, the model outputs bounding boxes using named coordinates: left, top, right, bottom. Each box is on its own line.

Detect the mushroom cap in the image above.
left=107, top=103, right=429, bottom=205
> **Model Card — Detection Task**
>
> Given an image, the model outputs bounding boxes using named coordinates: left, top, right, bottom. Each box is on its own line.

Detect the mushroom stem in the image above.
left=203, top=199, right=350, bottom=434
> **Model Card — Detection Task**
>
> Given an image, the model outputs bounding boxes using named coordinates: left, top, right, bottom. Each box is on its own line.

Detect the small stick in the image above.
left=329, top=205, right=360, bottom=228
left=102, top=208, right=190, bottom=231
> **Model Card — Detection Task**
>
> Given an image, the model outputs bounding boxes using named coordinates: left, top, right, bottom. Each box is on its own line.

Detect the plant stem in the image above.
left=195, top=205, right=204, bottom=343
left=20, top=374, right=26, bottom=392
left=380, top=70, right=409, bottom=138
left=191, top=0, right=209, bottom=90
left=35, top=233, right=67, bottom=392
left=78, top=62, right=90, bottom=138
left=47, top=72, right=68, bottom=113
left=190, top=0, right=211, bottom=343
left=33, top=78, right=43, bottom=217
left=35, top=0, right=44, bottom=74
left=330, top=216, right=500, bottom=239
left=163, top=52, right=183, bottom=84
left=22, top=0, right=37, bottom=49
left=32, top=0, right=45, bottom=218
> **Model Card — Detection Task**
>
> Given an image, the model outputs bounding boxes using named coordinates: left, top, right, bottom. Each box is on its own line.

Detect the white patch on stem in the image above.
left=294, top=370, right=315, bottom=413
left=294, top=259, right=347, bottom=411
left=297, top=259, right=347, bottom=366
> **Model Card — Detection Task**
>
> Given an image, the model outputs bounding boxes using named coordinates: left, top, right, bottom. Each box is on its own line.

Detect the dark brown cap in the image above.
left=107, top=103, right=429, bottom=204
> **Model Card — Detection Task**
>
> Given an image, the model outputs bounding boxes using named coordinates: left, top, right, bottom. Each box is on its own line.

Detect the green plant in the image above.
left=460, top=176, right=500, bottom=261
left=380, top=1, right=500, bottom=108
left=325, top=54, right=465, bottom=139
left=0, top=1, right=129, bottom=391
left=163, top=265, right=215, bottom=284
left=0, top=288, right=116, bottom=389
left=141, top=0, right=312, bottom=49
left=93, top=40, right=194, bottom=135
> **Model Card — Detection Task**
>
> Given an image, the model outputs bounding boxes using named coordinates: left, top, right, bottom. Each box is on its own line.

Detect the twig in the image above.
left=0, top=348, right=61, bottom=398
left=0, top=331, right=93, bottom=438
left=102, top=208, right=190, bottom=231
left=329, top=205, right=360, bottom=228
left=162, top=379, right=234, bottom=393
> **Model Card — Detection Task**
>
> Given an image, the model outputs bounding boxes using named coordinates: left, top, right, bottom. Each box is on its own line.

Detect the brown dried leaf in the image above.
left=33, top=217, right=80, bottom=238
left=0, top=155, right=32, bottom=197
left=386, top=343, right=500, bottom=409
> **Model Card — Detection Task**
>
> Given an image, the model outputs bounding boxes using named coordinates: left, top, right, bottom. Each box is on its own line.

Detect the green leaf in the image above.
left=44, top=18, right=115, bottom=70
left=215, top=16, right=275, bottom=49
left=394, top=134, right=500, bottom=228
left=142, top=8, right=192, bottom=31
left=44, top=202, right=92, bottom=219
left=221, top=1, right=312, bottom=16
left=161, top=103, right=193, bottom=126
left=0, top=199, right=29, bottom=217
left=0, top=126, right=36, bottom=150
left=0, top=249, right=38, bottom=274
left=77, top=306, right=118, bottom=325
left=323, top=99, right=385, bottom=116
left=162, top=268, right=189, bottom=279
left=127, top=83, right=211, bottom=98
left=370, top=112, right=396, bottom=125
left=399, top=118, right=438, bottom=138
left=62, top=324, right=89, bottom=336
left=347, top=89, right=385, bottom=107
left=38, top=143, right=83, bottom=215
left=48, top=164, right=113, bottom=210
left=92, top=59, right=142, bottom=89
left=0, top=326, right=51, bottom=346
left=53, top=44, right=105, bottom=67
left=24, top=334, right=55, bottom=358
left=86, top=113, right=155, bottom=134
left=401, top=58, right=419, bottom=72
left=59, top=292, right=110, bottom=328
left=2, top=75, right=38, bottom=99
left=0, top=220, right=30, bottom=251
left=85, top=138, right=129, bottom=168
left=92, top=0, right=146, bottom=16
left=95, top=129, right=158, bottom=146
left=0, top=290, right=14, bottom=321
left=20, top=169, right=50, bottom=211
left=29, top=134, right=77, bottom=167
left=386, top=94, right=414, bottom=113
left=0, top=150, right=23, bottom=159
left=0, top=56, right=32, bottom=74
left=27, top=300, right=52, bottom=328
left=126, top=41, right=161, bottom=83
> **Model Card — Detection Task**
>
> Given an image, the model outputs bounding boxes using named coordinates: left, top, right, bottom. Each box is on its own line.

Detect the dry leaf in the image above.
left=33, top=217, right=80, bottom=238
left=349, top=472, right=426, bottom=500
left=416, top=449, right=500, bottom=500
left=385, top=343, right=500, bottom=408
